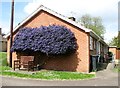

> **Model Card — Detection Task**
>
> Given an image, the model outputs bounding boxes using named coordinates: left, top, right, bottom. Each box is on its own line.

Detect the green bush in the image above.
left=113, top=67, right=120, bottom=72
left=108, top=52, right=113, bottom=57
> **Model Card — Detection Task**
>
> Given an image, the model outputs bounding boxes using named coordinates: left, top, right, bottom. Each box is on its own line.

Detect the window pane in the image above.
left=90, top=36, right=93, bottom=50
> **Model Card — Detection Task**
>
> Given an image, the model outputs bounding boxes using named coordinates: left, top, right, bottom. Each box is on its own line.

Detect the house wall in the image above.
left=109, top=47, right=117, bottom=60
left=7, top=34, right=17, bottom=66
left=89, top=36, right=108, bottom=63
left=109, top=47, right=120, bottom=60
left=7, top=10, right=90, bottom=72
left=90, top=50, right=96, bottom=56
left=1, top=41, right=7, bottom=52
left=0, top=35, right=7, bottom=52
left=90, top=39, right=108, bottom=55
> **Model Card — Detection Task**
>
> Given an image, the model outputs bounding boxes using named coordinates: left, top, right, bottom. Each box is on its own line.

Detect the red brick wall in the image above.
left=109, top=47, right=120, bottom=60
left=109, top=48, right=117, bottom=59
left=116, top=49, right=120, bottom=59
left=7, top=10, right=90, bottom=72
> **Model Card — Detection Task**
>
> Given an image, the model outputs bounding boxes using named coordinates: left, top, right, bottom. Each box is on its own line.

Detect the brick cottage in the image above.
left=5, top=5, right=108, bottom=73
left=109, top=46, right=120, bottom=60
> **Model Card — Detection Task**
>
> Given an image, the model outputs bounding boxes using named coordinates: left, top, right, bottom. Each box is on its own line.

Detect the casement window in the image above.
left=96, top=41, right=99, bottom=54
left=90, top=36, right=93, bottom=50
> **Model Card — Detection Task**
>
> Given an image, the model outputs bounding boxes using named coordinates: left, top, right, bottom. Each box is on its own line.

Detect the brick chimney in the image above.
left=68, top=17, right=76, bottom=21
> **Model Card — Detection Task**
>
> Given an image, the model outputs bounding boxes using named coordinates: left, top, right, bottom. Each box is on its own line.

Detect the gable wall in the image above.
left=7, top=10, right=90, bottom=72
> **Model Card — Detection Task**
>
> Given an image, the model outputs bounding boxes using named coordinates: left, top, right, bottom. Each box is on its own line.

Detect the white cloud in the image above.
left=1, top=22, right=10, bottom=34
left=104, top=22, right=118, bottom=43
left=23, top=0, right=119, bottom=43
left=24, top=0, right=119, bottom=15
left=104, top=30, right=118, bottom=43
left=0, top=23, right=1, bottom=28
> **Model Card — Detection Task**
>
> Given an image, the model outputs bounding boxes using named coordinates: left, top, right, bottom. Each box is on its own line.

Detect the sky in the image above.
left=0, top=0, right=119, bottom=43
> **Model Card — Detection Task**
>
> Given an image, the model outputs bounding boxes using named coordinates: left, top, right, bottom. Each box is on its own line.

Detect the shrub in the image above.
left=11, top=25, right=77, bottom=55
left=108, top=52, right=113, bottom=57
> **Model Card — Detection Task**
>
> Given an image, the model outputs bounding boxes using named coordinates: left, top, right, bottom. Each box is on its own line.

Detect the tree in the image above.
left=109, top=36, right=118, bottom=46
left=80, top=14, right=92, bottom=28
left=11, top=25, right=77, bottom=55
left=79, top=14, right=105, bottom=38
left=109, top=33, right=120, bottom=48
left=118, top=31, right=120, bottom=48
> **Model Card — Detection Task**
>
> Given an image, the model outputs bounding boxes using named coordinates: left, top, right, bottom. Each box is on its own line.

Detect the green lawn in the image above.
left=0, top=66, right=95, bottom=80
left=113, top=67, right=120, bottom=72
left=0, top=52, right=7, bottom=66
left=0, top=52, right=95, bottom=80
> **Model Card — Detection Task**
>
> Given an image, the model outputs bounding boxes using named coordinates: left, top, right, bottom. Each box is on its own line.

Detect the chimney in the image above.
left=68, top=17, right=76, bottom=21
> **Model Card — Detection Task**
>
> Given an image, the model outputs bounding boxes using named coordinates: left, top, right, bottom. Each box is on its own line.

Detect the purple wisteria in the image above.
left=11, top=25, right=77, bottom=55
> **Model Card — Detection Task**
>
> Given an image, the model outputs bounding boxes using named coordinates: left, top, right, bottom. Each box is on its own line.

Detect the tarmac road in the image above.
left=1, top=70, right=118, bottom=86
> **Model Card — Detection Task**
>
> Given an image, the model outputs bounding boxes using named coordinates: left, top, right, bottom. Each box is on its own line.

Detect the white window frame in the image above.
left=90, top=36, right=93, bottom=50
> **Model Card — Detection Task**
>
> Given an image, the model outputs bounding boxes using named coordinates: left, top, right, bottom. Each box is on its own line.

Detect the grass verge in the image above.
left=113, top=67, right=120, bottom=72
left=0, top=66, right=95, bottom=80
left=0, top=52, right=7, bottom=66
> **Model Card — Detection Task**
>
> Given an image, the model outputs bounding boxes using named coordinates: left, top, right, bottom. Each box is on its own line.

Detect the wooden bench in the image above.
left=14, top=56, right=35, bottom=71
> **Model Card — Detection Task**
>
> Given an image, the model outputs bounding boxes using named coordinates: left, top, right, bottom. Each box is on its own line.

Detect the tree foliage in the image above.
left=118, top=31, right=120, bottom=48
left=11, top=25, right=77, bottom=55
left=109, top=36, right=118, bottom=46
left=109, top=32, right=120, bottom=48
left=79, top=14, right=105, bottom=38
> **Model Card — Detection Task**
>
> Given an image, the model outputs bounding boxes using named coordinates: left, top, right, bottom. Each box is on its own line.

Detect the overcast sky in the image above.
left=1, top=0, right=119, bottom=43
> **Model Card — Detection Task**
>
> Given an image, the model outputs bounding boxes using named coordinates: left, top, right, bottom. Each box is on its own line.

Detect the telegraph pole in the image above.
left=9, top=0, right=14, bottom=67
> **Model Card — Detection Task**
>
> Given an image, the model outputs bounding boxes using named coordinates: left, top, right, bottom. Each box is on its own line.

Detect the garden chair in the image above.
left=14, top=56, right=35, bottom=71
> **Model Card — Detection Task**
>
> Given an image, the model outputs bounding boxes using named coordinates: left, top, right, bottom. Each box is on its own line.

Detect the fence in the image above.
left=116, top=49, right=120, bottom=59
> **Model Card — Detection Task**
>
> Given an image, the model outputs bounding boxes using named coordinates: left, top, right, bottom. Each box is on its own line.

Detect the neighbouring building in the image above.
left=109, top=46, right=120, bottom=60
left=5, top=5, right=109, bottom=73
left=0, top=28, right=7, bottom=52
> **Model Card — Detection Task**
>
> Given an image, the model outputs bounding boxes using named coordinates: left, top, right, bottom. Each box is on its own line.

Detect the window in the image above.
left=100, top=43, right=104, bottom=53
left=96, top=42, right=100, bottom=54
left=94, top=39, right=96, bottom=49
left=90, top=36, right=93, bottom=50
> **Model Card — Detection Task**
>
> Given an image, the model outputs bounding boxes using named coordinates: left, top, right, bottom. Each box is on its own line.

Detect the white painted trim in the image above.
left=109, top=46, right=117, bottom=48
